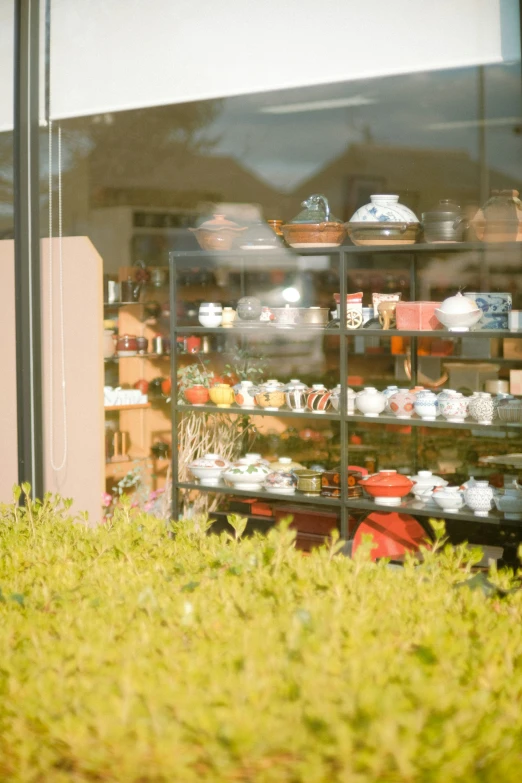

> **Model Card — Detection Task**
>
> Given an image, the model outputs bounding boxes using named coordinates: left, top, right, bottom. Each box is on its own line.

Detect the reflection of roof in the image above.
left=90, top=148, right=284, bottom=216
left=292, top=142, right=521, bottom=220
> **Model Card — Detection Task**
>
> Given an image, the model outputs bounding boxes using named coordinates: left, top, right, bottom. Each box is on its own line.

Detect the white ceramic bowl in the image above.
left=433, top=490, right=464, bottom=513
left=189, top=453, right=230, bottom=486
left=223, top=460, right=271, bottom=491
left=434, top=308, right=482, bottom=332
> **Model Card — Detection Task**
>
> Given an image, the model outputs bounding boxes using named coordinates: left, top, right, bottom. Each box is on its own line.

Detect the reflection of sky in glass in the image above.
left=201, top=64, right=522, bottom=191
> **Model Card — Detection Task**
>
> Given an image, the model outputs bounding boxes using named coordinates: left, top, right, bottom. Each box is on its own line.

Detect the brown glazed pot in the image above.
left=281, top=222, right=346, bottom=248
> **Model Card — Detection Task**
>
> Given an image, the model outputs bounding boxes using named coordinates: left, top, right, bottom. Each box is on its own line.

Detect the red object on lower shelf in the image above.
left=352, top=511, right=429, bottom=561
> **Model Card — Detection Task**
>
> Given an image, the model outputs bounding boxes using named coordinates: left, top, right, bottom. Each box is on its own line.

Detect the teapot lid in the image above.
left=289, top=194, right=342, bottom=225
left=191, top=213, right=243, bottom=232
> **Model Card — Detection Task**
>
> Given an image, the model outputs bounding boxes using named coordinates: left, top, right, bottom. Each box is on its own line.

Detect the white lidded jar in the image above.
left=355, top=387, right=386, bottom=417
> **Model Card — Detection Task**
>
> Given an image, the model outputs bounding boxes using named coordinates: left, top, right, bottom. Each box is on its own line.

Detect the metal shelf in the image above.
left=177, top=403, right=340, bottom=420
left=345, top=497, right=521, bottom=526
left=177, top=482, right=342, bottom=506
left=170, top=325, right=521, bottom=339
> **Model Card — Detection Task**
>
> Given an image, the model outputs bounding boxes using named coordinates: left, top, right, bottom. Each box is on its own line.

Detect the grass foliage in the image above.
left=1, top=486, right=522, bottom=781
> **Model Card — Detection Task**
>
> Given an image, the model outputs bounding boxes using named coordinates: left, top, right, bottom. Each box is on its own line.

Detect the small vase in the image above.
left=464, top=481, right=494, bottom=517
left=413, top=390, right=438, bottom=421
left=468, top=392, right=495, bottom=425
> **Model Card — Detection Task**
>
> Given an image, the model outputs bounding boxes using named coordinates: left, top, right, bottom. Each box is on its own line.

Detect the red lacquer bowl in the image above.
left=184, top=385, right=210, bottom=405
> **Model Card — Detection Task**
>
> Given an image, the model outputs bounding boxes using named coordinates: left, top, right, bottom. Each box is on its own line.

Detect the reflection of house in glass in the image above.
left=292, top=142, right=522, bottom=223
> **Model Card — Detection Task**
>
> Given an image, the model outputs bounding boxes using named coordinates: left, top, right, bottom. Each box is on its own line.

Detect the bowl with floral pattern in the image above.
left=223, top=459, right=272, bottom=491
left=188, top=453, right=231, bottom=486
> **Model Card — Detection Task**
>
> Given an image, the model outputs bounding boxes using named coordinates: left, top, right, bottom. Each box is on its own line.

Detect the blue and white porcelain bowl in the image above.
left=349, top=195, right=419, bottom=223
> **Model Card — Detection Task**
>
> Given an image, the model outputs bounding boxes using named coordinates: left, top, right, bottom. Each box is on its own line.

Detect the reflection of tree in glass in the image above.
left=0, top=131, right=14, bottom=238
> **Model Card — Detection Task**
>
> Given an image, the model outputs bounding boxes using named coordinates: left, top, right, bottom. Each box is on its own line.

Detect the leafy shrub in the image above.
left=1, top=487, right=522, bottom=782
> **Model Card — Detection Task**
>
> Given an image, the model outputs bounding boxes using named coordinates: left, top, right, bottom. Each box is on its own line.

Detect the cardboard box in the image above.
left=510, top=369, right=522, bottom=396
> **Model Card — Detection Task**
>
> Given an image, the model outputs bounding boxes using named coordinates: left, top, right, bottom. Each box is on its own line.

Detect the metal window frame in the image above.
left=13, top=0, right=43, bottom=497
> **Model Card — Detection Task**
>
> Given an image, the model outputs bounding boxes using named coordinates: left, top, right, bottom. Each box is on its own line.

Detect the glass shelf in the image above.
left=349, top=414, right=522, bottom=431
left=103, top=301, right=144, bottom=307
left=171, top=325, right=521, bottom=339
left=177, top=403, right=340, bottom=420
left=345, top=497, right=519, bottom=526
left=177, top=481, right=341, bottom=506
left=105, top=353, right=170, bottom=362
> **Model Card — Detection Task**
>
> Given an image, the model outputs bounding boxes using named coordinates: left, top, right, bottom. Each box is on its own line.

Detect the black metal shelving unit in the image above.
left=169, top=243, right=522, bottom=551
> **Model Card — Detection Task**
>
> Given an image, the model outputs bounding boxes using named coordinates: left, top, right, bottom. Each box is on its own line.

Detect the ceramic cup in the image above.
left=198, top=302, right=223, bottom=328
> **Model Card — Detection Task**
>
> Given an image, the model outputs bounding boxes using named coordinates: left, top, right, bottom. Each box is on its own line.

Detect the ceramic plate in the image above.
left=352, top=511, right=430, bottom=561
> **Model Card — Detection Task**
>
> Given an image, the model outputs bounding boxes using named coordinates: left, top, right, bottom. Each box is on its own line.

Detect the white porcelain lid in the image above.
left=439, top=292, right=479, bottom=314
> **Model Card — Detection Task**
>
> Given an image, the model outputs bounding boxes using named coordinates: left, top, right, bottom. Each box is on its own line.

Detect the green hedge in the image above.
left=1, top=487, right=522, bottom=782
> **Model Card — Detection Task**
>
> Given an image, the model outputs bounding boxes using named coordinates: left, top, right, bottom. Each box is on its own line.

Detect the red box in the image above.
left=396, top=301, right=442, bottom=331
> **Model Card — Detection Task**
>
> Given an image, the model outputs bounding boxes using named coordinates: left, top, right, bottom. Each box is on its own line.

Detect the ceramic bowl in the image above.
left=464, top=481, right=494, bottom=517
left=271, top=305, right=300, bottom=326
left=255, top=389, right=286, bottom=410
left=294, top=469, right=323, bottom=495
left=270, top=456, right=305, bottom=472
left=209, top=383, right=235, bottom=408
left=350, top=194, right=419, bottom=222
left=184, top=385, right=210, bottom=406
left=281, top=222, right=346, bottom=248
left=438, top=393, right=469, bottom=423
left=263, top=470, right=298, bottom=495
left=189, top=214, right=247, bottom=251
left=494, top=487, right=522, bottom=519
left=409, top=470, right=448, bottom=491
left=359, top=470, right=414, bottom=506
left=346, top=222, right=420, bottom=246
left=355, top=387, right=386, bottom=417
left=468, top=392, right=495, bottom=425
left=330, top=385, right=357, bottom=415
left=306, top=385, right=332, bottom=413
left=433, top=488, right=465, bottom=513
left=222, top=459, right=271, bottom=491
left=233, top=381, right=258, bottom=408
left=388, top=389, right=416, bottom=419
left=434, top=307, right=482, bottom=332
left=496, top=398, right=522, bottom=423
left=188, top=453, right=230, bottom=486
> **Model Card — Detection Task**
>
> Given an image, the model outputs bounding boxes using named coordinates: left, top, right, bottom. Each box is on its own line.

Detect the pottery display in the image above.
left=263, top=470, right=298, bottom=495
left=330, top=384, right=357, bottom=415
left=355, top=387, right=386, bottom=417
left=294, top=469, right=323, bottom=495
left=285, top=381, right=310, bottom=412
left=395, top=302, right=442, bottom=331
left=198, top=302, right=223, bottom=328
left=271, top=305, right=300, bottom=326
left=413, top=390, right=438, bottom=421
left=282, top=194, right=346, bottom=248
left=496, top=397, right=522, bottom=423
left=223, top=459, right=271, bottom=491
left=184, top=385, right=210, bottom=406
left=422, top=200, right=468, bottom=243
left=435, top=292, right=482, bottom=332
left=209, top=383, right=235, bottom=408
left=438, top=391, right=469, bottom=423
left=359, top=470, right=414, bottom=506
left=472, top=189, right=522, bottom=243
left=494, top=485, right=522, bottom=520
left=233, top=380, right=258, bottom=408
left=236, top=296, right=262, bottom=322
left=306, top=384, right=332, bottom=413
left=463, top=292, right=512, bottom=330
left=464, top=481, right=494, bottom=517
left=222, top=307, right=236, bottom=327
left=188, top=453, right=230, bottom=486
left=347, top=195, right=420, bottom=246
left=116, top=334, right=138, bottom=357
left=189, top=214, right=247, bottom=251
left=270, top=456, right=305, bottom=472
left=468, top=392, right=495, bottom=425
left=432, top=487, right=465, bottom=513
left=388, top=388, right=416, bottom=419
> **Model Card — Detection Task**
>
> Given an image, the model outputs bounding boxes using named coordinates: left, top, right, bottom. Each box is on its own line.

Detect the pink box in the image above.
left=396, top=301, right=442, bottom=331
left=510, top=370, right=522, bottom=395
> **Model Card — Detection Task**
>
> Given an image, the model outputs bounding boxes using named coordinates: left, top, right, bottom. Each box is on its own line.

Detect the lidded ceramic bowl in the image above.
left=413, top=390, right=438, bottom=421
left=282, top=194, right=346, bottom=248
left=388, top=388, right=416, bottom=419
left=184, top=384, right=210, bottom=406
left=468, top=392, right=495, bottom=425
left=233, top=380, right=258, bottom=408
left=284, top=381, right=310, bottom=412
left=435, top=292, right=482, bottom=332
left=350, top=195, right=419, bottom=223
left=306, top=384, right=332, bottom=413
left=189, top=214, right=247, bottom=251
left=222, top=459, right=271, bottom=491
left=188, top=453, right=231, bottom=486
left=438, top=391, right=469, bottom=423
left=355, top=387, right=386, bottom=417
left=422, top=200, right=468, bottom=243
left=433, top=487, right=465, bottom=513
left=330, top=384, right=357, bottom=414
left=359, top=470, right=414, bottom=506
left=255, top=380, right=286, bottom=410
left=464, top=481, right=494, bottom=517
left=209, top=383, right=235, bottom=408
left=347, top=195, right=420, bottom=246
left=494, top=484, right=522, bottom=519
left=410, top=470, right=448, bottom=492
left=270, top=456, right=305, bottom=473
left=263, top=470, right=298, bottom=495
